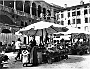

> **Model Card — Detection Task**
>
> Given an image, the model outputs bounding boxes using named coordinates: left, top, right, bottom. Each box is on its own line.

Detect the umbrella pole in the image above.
left=42, top=29, right=43, bottom=45
left=71, top=34, right=73, bottom=47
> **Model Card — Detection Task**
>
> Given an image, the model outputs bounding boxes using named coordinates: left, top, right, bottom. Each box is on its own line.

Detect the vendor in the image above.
left=29, top=36, right=36, bottom=48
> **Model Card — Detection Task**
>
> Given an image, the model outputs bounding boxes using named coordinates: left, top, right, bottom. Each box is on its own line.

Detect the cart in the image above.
left=21, top=45, right=38, bottom=67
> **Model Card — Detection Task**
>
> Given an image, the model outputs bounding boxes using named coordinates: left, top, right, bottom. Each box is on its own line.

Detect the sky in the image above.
left=44, top=0, right=90, bottom=7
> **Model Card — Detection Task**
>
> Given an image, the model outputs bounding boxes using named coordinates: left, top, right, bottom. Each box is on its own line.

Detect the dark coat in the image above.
left=30, top=40, right=36, bottom=48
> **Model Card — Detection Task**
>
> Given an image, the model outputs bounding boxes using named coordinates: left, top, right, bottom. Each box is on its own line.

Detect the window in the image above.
left=4, top=1, right=14, bottom=8
left=43, top=8, right=46, bottom=18
left=78, top=27, right=81, bottom=29
left=61, top=21, right=64, bottom=25
left=47, top=10, right=51, bottom=16
left=77, top=11, right=80, bottom=15
left=85, top=26, right=88, bottom=31
left=24, top=1, right=30, bottom=14
left=32, top=2, right=36, bottom=16
left=84, top=9, right=88, bottom=15
left=85, top=18, right=88, bottom=23
left=25, top=22, right=27, bottom=27
left=38, top=5, right=41, bottom=17
left=21, top=21, right=24, bottom=26
left=72, top=11, right=76, bottom=16
left=68, top=20, right=71, bottom=25
left=0, top=1, right=3, bottom=5
left=61, top=14, right=64, bottom=18
left=56, top=13, right=59, bottom=20
left=72, top=8, right=75, bottom=10
left=72, top=19, right=75, bottom=24
left=76, top=19, right=81, bottom=24
left=89, top=17, right=90, bottom=23
left=47, top=17, right=50, bottom=20
left=16, top=1, right=23, bottom=11
left=56, top=34, right=60, bottom=38
left=57, top=14, right=60, bottom=20
left=89, top=9, right=90, bottom=14
left=84, top=6, right=87, bottom=8
left=77, top=7, right=80, bottom=9
left=68, top=12, right=70, bottom=17
left=68, top=9, right=70, bottom=11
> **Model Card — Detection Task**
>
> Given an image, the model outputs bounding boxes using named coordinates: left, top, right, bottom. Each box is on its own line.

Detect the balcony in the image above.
left=0, top=4, right=31, bottom=19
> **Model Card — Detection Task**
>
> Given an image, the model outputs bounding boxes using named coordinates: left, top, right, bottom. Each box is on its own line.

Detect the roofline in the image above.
left=60, top=3, right=90, bottom=11
left=33, top=0, right=63, bottom=9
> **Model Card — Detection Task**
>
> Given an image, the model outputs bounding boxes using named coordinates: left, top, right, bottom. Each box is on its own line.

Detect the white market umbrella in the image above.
left=19, top=21, right=65, bottom=31
left=66, top=26, right=90, bottom=34
left=19, top=21, right=68, bottom=35
left=55, top=27, right=89, bottom=34
left=19, top=21, right=68, bottom=43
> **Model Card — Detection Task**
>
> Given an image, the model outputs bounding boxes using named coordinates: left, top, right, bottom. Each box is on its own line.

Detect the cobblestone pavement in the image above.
left=2, top=52, right=90, bottom=69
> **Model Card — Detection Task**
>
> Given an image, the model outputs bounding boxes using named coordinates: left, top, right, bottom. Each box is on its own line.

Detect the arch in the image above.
left=0, top=1, right=3, bottom=5
left=1, top=29, right=11, bottom=33
left=47, top=10, right=51, bottom=16
left=32, top=2, right=36, bottom=16
left=24, top=1, right=30, bottom=14
left=25, top=22, right=27, bottom=27
left=43, top=8, right=46, bottom=18
left=38, top=5, right=41, bottom=17
left=4, top=0, right=14, bottom=8
left=16, top=1, right=23, bottom=11
left=32, top=2, right=36, bottom=8
left=43, top=8, right=46, bottom=15
left=21, top=21, right=24, bottom=27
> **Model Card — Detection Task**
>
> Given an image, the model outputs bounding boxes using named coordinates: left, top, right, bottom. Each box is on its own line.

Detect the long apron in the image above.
left=30, top=46, right=38, bottom=66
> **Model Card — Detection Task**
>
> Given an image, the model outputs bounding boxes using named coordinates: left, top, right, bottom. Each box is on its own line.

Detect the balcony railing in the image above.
left=0, top=4, right=56, bottom=24
left=0, top=4, right=31, bottom=18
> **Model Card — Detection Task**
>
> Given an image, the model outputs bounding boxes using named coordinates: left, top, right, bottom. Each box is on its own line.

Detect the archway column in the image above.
left=14, top=0, right=16, bottom=10
left=30, top=1, right=33, bottom=18
left=3, top=0, right=4, bottom=6
left=23, top=0, right=25, bottom=12
left=36, top=6, right=38, bottom=18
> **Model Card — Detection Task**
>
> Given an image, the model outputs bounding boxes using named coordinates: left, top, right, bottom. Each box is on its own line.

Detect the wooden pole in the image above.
left=42, top=29, right=43, bottom=44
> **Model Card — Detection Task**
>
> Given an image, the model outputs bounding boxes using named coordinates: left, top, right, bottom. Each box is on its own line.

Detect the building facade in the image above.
left=0, top=0, right=62, bottom=28
left=57, top=1, right=90, bottom=32
left=0, top=0, right=62, bottom=44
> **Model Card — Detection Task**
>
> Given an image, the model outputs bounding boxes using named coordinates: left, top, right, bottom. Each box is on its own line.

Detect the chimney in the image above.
left=64, top=4, right=67, bottom=8
left=80, top=0, right=84, bottom=5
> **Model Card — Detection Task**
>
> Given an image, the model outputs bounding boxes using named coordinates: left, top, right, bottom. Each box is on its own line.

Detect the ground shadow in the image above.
left=1, top=55, right=86, bottom=69
left=54, top=55, right=85, bottom=64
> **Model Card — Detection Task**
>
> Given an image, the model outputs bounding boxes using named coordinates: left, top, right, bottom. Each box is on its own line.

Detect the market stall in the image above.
left=54, top=26, right=90, bottom=55
left=71, top=33, right=89, bottom=55
left=18, top=21, right=69, bottom=65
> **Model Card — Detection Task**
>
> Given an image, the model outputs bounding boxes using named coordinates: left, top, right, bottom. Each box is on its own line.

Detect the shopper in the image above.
left=15, top=38, right=21, bottom=61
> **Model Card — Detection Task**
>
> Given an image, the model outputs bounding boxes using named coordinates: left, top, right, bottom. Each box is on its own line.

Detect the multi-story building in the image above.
left=0, top=0, right=62, bottom=29
left=57, top=1, right=90, bottom=32
left=0, top=0, right=62, bottom=44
